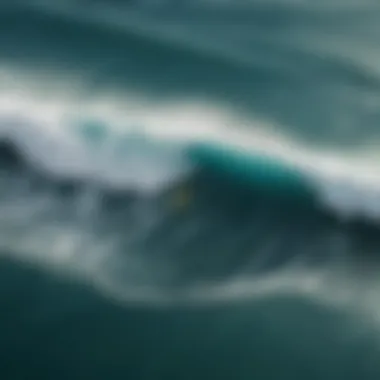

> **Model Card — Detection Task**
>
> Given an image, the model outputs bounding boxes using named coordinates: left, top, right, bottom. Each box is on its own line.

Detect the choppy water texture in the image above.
left=1, top=1, right=380, bottom=379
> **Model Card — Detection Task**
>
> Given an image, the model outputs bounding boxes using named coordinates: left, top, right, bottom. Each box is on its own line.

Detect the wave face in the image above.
left=1, top=1, right=380, bottom=379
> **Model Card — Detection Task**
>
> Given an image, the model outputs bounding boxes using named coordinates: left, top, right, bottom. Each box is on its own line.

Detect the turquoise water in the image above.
left=1, top=1, right=380, bottom=379
left=187, top=142, right=315, bottom=202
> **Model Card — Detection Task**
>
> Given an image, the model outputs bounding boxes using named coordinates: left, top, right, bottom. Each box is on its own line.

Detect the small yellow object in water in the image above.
left=173, top=186, right=193, bottom=209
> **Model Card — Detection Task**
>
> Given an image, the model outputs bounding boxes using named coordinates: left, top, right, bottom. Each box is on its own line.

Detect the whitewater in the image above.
left=0, top=64, right=378, bottom=307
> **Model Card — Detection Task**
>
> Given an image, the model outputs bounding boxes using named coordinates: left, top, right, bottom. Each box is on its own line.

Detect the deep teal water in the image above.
left=1, top=1, right=380, bottom=379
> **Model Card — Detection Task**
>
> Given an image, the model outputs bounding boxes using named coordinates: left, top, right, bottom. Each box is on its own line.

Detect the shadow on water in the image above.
left=0, top=257, right=379, bottom=380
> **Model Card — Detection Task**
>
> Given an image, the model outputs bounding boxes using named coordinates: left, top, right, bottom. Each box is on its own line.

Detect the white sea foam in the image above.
left=0, top=76, right=379, bottom=310
left=0, top=68, right=380, bottom=221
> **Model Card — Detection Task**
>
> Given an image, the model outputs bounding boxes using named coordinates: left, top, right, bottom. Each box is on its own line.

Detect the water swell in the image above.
left=3, top=1, right=380, bottom=150
left=2, top=93, right=380, bottom=221
left=0, top=1, right=379, bottom=309
left=1, top=5, right=380, bottom=380
left=0, top=104, right=378, bottom=306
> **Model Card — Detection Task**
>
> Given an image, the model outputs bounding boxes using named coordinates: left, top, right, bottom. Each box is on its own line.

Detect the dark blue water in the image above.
left=1, top=258, right=380, bottom=380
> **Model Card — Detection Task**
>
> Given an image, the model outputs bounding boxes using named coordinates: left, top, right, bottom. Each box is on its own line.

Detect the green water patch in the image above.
left=186, top=142, right=316, bottom=205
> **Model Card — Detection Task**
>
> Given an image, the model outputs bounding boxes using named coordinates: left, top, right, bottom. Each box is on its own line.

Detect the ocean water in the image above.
left=2, top=0, right=380, bottom=379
